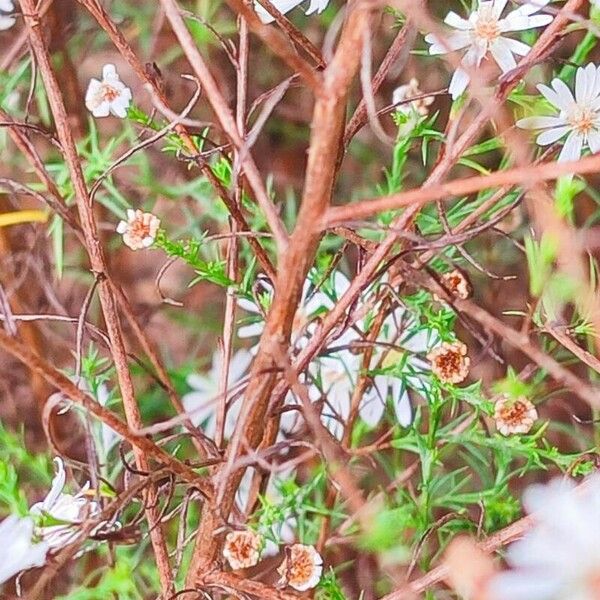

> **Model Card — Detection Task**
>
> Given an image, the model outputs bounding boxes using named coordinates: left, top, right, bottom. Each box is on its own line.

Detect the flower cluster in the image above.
left=222, top=529, right=323, bottom=592
left=0, top=457, right=114, bottom=585
left=234, top=270, right=471, bottom=440
left=426, top=0, right=553, bottom=99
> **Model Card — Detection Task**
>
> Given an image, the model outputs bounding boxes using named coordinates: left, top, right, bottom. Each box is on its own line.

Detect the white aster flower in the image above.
left=182, top=349, right=253, bottom=439
left=278, top=543, right=323, bottom=591
left=488, top=474, right=600, bottom=600
left=254, top=0, right=329, bottom=24
left=223, top=529, right=263, bottom=570
left=361, top=309, right=438, bottom=429
left=238, top=271, right=351, bottom=352
left=116, top=209, right=160, bottom=250
left=30, top=458, right=100, bottom=551
left=425, top=0, right=553, bottom=100
left=517, top=63, right=600, bottom=162
left=85, top=63, right=132, bottom=118
left=308, top=335, right=361, bottom=441
left=0, top=0, right=16, bottom=30
left=0, top=515, right=48, bottom=585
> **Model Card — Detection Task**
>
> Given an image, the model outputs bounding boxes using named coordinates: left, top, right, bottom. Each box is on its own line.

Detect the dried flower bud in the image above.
left=428, top=341, right=470, bottom=384
left=392, top=78, right=434, bottom=117
left=436, top=269, right=472, bottom=301
left=494, top=395, right=538, bottom=436
left=223, top=529, right=263, bottom=570
left=116, top=209, right=160, bottom=250
left=278, top=543, right=323, bottom=591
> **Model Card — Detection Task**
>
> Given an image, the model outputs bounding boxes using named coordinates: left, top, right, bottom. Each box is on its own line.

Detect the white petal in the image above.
left=102, top=64, right=118, bottom=79
left=426, top=31, right=471, bottom=55
left=558, top=132, right=584, bottom=162
left=576, top=63, right=595, bottom=105
left=116, top=220, right=128, bottom=234
left=501, top=37, right=531, bottom=57
left=537, top=82, right=574, bottom=112
left=550, top=78, right=577, bottom=110
left=0, top=15, right=15, bottom=30
left=500, top=12, right=552, bottom=31
left=229, top=349, right=253, bottom=381
left=238, top=323, right=264, bottom=338
left=359, top=380, right=386, bottom=427
left=535, top=125, right=570, bottom=146
left=237, top=297, right=260, bottom=314
left=489, top=38, right=517, bottom=73
left=110, top=100, right=129, bottom=119
left=44, top=458, right=66, bottom=511
left=305, top=0, right=329, bottom=15
left=253, top=0, right=303, bottom=23
left=587, top=129, right=600, bottom=153
left=394, top=386, right=413, bottom=427
left=91, top=101, right=111, bottom=118
left=449, top=68, right=470, bottom=100
left=444, top=10, right=472, bottom=30
left=492, top=0, right=509, bottom=18
left=516, top=115, right=565, bottom=130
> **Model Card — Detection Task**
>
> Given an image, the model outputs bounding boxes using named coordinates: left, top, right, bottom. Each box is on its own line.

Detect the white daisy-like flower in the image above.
left=425, top=0, right=553, bottom=100
left=85, top=63, right=132, bottom=118
left=238, top=271, right=351, bottom=352
left=30, top=458, right=101, bottom=551
left=361, top=309, right=438, bottom=429
left=254, top=0, right=329, bottom=24
left=0, top=515, right=48, bottom=585
left=392, top=78, right=434, bottom=118
left=223, top=529, right=263, bottom=570
left=0, top=0, right=16, bottom=30
left=278, top=543, right=323, bottom=591
left=182, top=349, right=253, bottom=439
left=116, top=209, right=160, bottom=250
left=308, top=334, right=361, bottom=441
left=488, top=474, right=600, bottom=600
left=517, top=63, right=600, bottom=162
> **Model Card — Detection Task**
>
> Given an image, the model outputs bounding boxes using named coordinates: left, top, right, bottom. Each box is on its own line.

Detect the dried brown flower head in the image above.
left=428, top=341, right=470, bottom=384
left=393, top=78, right=434, bottom=117
left=278, top=543, right=323, bottom=591
left=222, top=529, right=263, bottom=570
left=437, top=269, right=472, bottom=301
left=494, top=395, right=538, bottom=436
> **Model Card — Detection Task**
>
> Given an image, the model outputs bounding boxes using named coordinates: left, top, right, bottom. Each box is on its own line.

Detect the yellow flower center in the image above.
left=100, top=84, right=120, bottom=102
left=473, top=9, right=501, bottom=43
left=568, top=106, right=597, bottom=135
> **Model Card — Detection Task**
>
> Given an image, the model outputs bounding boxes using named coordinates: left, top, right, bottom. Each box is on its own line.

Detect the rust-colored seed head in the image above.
left=441, top=269, right=472, bottom=300
left=494, top=395, right=538, bottom=436
left=222, top=529, right=263, bottom=570
left=278, top=544, right=323, bottom=591
left=428, top=341, right=470, bottom=384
